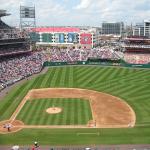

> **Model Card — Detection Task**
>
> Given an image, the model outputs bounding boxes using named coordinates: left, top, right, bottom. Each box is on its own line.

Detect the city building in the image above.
left=144, top=20, right=150, bottom=37
left=133, top=23, right=144, bottom=37
left=102, top=22, right=124, bottom=36
left=132, top=20, right=150, bottom=37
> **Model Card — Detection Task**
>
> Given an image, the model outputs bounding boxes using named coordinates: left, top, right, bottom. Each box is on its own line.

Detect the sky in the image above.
left=0, top=0, right=150, bottom=27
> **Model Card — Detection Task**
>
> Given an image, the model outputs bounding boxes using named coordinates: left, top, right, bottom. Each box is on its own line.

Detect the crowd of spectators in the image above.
left=0, top=28, right=28, bottom=40
left=0, top=46, right=30, bottom=56
left=124, top=53, right=150, bottom=64
left=1, top=45, right=150, bottom=92
left=123, top=44, right=150, bottom=49
left=0, top=46, right=123, bottom=91
left=0, top=51, right=48, bottom=91
left=48, top=46, right=122, bottom=62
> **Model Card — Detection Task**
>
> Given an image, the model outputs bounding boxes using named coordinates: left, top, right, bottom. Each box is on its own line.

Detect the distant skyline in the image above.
left=1, top=0, right=150, bottom=27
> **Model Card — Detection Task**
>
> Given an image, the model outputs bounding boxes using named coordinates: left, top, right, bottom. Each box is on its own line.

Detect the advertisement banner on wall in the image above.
left=80, top=33, right=92, bottom=44
left=48, top=34, right=53, bottom=43
left=73, top=33, right=79, bottom=43
left=55, top=33, right=59, bottom=43
left=68, top=33, right=74, bottom=43
left=59, top=33, right=65, bottom=43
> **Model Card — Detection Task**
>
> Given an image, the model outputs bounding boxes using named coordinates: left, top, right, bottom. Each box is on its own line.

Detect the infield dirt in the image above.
left=0, top=88, right=136, bottom=134
left=22, top=88, right=136, bottom=128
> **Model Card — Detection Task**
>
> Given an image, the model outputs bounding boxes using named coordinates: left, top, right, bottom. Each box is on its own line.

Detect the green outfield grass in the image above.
left=0, top=66, right=150, bottom=145
left=16, top=98, right=92, bottom=125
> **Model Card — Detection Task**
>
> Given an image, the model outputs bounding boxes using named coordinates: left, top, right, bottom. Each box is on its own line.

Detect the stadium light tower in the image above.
left=20, top=5, right=36, bottom=30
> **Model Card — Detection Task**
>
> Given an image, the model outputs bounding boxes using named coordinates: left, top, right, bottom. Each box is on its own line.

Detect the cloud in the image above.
left=35, top=0, right=70, bottom=26
left=0, top=0, right=149, bottom=26
left=74, top=0, right=92, bottom=9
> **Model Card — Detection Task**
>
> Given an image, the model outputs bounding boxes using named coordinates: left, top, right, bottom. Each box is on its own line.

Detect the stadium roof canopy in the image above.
left=0, top=10, right=10, bottom=18
left=32, top=27, right=80, bottom=33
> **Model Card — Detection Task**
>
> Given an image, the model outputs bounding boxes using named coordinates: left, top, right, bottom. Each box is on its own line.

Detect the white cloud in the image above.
left=0, top=0, right=149, bottom=26
left=74, top=0, right=92, bottom=9
left=35, top=0, right=70, bottom=26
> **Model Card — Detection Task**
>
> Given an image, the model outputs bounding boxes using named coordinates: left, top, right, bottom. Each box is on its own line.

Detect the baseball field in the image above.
left=0, top=66, right=150, bottom=145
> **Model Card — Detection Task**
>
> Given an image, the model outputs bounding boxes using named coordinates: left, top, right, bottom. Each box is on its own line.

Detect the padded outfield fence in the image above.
left=43, top=59, right=150, bottom=69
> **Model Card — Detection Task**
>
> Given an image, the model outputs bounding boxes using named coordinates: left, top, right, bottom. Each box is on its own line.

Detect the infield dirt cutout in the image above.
left=0, top=88, right=136, bottom=134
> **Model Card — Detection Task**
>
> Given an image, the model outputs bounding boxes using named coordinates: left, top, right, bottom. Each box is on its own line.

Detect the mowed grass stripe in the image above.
left=57, top=99, right=64, bottom=125
left=0, top=83, right=27, bottom=120
left=140, top=101, right=150, bottom=122
left=118, top=70, right=150, bottom=84
left=93, top=68, right=148, bottom=86
left=64, top=67, right=71, bottom=87
left=39, top=69, right=54, bottom=88
left=92, top=67, right=112, bottom=82
left=29, top=76, right=42, bottom=89
left=66, top=99, right=72, bottom=125
left=80, top=68, right=104, bottom=87
left=126, top=85, right=149, bottom=97
left=130, top=94, right=150, bottom=101
left=61, top=99, right=68, bottom=125
left=75, top=66, right=89, bottom=74
left=45, top=68, right=56, bottom=88
left=75, top=66, right=92, bottom=77
left=77, top=67, right=98, bottom=84
left=57, top=68, right=64, bottom=87
left=74, top=99, right=79, bottom=124
left=68, top=67, right=74, bottom=87
left=34, top=75, right=46, bottom=89
left=134, top=86, right=150, bottom=97
left=45, top=99, right=55, bottom=125
left=0, top=78, right=37, bottom=120
left=77, top=99, right=85, bottom=124
left=76, top=67, right=94, bottom=80
left=84, top=100, right=92, bottom=121
left=38, top=99, right=54, bottom=125
left=16, top=101, right=31, bottom=121
left=79, top=99, right=86, bottom=124
left=23, top=100, right=40, bottom=124
left=59, top=67, right=67, bottom=87
left=70, top=99, right=75, bottom=125
left=133, top=86, right=150, bottom=97
left=134, top=101, right=150, bottom=123
left=82, top=100, right=90, bottom=124
left=112, top=84, right=137, bottom=97
left=97, top=67, right=118, bottom=81
left=50, top=67, right=62, bottom=87
left=29, top=99, right=46, bottom=125
left=24, top=100, right=41, bottom=124
left=52, top=99, right=62, bottom=125
left=41, top=99, right=52, bottom=125
left=98, top=67, right=115, bottom=81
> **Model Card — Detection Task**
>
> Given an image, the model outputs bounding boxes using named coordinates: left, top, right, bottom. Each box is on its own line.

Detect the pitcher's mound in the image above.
left=46, top=107, right=62, bottom=114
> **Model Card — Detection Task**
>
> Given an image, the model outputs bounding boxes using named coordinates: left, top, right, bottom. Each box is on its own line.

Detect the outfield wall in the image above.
left=43, top=61, right=150, bottom=69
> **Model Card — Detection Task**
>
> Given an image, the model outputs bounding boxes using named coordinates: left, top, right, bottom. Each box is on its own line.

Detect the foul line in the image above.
left=9, top=93, right=29, bottom=123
